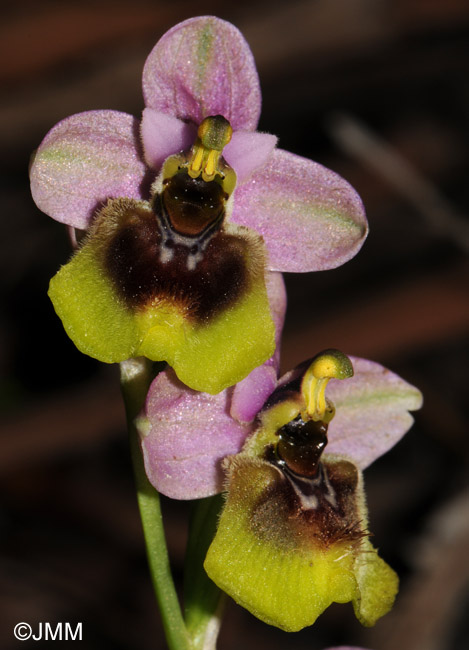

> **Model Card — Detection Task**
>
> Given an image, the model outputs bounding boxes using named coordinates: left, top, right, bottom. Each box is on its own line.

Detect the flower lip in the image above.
left=104, top=199, right=252, bottom=323
left=251, top=454, right=364, bottom=549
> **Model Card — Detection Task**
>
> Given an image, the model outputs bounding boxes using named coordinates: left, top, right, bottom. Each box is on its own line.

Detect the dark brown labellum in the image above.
left=257, top=450, right=363, bottom=550
left=256, top=412, right=365, bottom=549
left=104, top=202, right=251, bottom=323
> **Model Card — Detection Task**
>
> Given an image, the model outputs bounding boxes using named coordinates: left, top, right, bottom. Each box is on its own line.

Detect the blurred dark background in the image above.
left=1, top=1, right=468, bottom=648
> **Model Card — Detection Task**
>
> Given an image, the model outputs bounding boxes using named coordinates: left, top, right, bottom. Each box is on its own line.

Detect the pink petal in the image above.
left=140, top=108, right=196, bottom=170
left=230, top=364, right=278, bottom=425
left=326, top=357, right=423, bottom=468
left=265, top=271, right=288, bottom=370
left=230, top=272, right=286, bottom=422
left=231, top=149, right=368, bottom=272
left=142, top=16, right=261, bottom=131
left=223, top=131, right=277, bottom=183
left=139, top=369, right=251, bottom=499
left=30, top=111, right=147, bottom=229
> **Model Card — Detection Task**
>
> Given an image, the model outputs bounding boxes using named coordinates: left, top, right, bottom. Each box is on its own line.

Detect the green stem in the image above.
left=184, top=495, right=226, bottom=650
left=120, top=358, right=190, bottom=650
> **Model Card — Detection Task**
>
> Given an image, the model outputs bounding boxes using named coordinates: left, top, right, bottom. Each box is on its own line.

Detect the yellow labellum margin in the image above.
left=48, top=196, right=274, bottom=394
left=205, top=453, right=397, bottom=631
left=204, top=354, right=398, bottom=631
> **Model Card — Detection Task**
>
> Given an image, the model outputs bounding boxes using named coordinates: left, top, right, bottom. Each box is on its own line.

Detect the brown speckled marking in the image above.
left=104, top=202, right=253, bottom=323
left=250, top=457, right=365, bottom=551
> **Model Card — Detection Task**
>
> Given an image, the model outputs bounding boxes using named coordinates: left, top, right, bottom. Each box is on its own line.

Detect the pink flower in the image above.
left=140, top=350, right=422, bottom=629
left=29, top=17, right=367, bottom=393
left=138, top=353, right=422, bottom=499
left=30, top=16, right=367, bottom=273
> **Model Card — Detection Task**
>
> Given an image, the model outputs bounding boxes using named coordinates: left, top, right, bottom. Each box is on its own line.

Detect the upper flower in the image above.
left=30, top=16, right=368, bottom=393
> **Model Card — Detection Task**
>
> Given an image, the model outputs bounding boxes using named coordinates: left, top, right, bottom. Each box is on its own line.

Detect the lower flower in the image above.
left=204, top=350, right=406, bottom=632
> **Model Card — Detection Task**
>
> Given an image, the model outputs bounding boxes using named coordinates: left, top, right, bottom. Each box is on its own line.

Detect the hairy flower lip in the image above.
left=103, top=198, right=253, bottom=324
left=252, top=452, right=365, bottom=550
left=204, top=444, right=398, bottom=632
left=48, top=196, right=276, bottom=394
left=202, top=354, right=421, bottom=632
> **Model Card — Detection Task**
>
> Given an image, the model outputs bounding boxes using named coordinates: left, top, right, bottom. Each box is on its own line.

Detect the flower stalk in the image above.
left=121, top=358, right=226, bottom=650
left=121, top=358, right=190, bottom=650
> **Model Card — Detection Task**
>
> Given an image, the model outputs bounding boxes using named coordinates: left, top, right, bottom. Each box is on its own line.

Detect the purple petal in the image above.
left=264, top=271, right=287, bottom=370
left=223, top=131, right=277, bottom=183
left=230, top=364, right=278, bottom=425
left=231, top=149, right=368, bottom=272
left=139, top=369, right=251, bottom=499
left=30, top=111, right=147, bottom=229
left=230, top=272, right=286, bottom=422
left=326, top=357, right=423, bottom=468
left=141, top=108, right=196, bottom=170
left=142, top=16, right=261, bottom=130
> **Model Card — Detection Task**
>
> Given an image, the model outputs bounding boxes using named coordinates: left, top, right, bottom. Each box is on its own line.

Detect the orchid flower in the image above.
left=138, top=350, right=422, bottom=631
left=30, top=16, right=367, bottom=394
